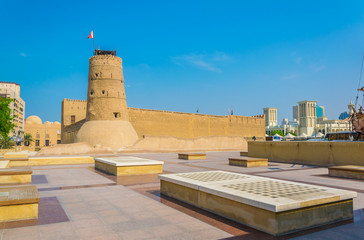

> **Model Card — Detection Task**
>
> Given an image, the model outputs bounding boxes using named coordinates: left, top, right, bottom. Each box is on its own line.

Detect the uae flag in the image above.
left=88, top=30, right=94, bottom=39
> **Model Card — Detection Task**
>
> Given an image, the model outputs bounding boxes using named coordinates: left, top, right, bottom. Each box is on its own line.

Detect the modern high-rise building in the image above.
left=0, top=82, right=25, bottom=142
left=316, top=105, right=325, bottom=118
left=338, top=100, right=355, bottom=120
left=292, top=105, right=299, bottom=122
left=267, top=100, right=351, bottom=137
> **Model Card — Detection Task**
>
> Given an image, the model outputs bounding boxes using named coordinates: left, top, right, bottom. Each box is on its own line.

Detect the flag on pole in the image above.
left=88, top=30, right=94, bottom=39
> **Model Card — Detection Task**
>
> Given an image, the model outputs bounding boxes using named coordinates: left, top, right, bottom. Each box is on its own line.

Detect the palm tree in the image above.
left=0, top=135, right=15, bottom=149
left=24, top=133, right=34, bottom=146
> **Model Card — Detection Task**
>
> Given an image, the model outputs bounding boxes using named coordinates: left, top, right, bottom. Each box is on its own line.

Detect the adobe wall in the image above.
left=128, top=108, right=265, bottom=140
left=248, top=141, right=364, bottom=166
left=61, top=119, right=86, bottom=144
left=61, top=99, right=87, bottom=128
left=61, top=102, right=266, bottom=150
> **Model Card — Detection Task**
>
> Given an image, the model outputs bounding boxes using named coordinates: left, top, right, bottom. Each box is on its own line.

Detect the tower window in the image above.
left=71, top=115, right=75, bottom=124
left=102, top=90, right=105, bottom=95
left=95, top=73, right=98, bottom=77
left=90, top=91, right=94, bottom=96
left=114, top=112, right=120, bottom=118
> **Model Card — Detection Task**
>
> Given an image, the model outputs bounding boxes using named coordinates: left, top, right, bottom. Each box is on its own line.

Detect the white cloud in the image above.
left=172, top=51, right=230, bottom=73
left=294, top=57, right=302, bottom=64
left=310, top=64, right=326, bottom=72
left=19, top=52, right=27, bottom=57
left=281, top=74, right=299, bottom=81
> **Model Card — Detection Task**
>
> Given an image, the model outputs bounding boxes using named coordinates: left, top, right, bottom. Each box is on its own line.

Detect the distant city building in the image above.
left=292, top=105, right=299, bottom=122
left=265, top=100, right=352, bottom=136
left=24, top=116, right=61, bottom=149
left=0, top=82, right=25, bottom=142
left=264, top=109, right=298, bottom=135
left=338, top=100, right=354, bottom=120
left=298, top=100, right=317, bottom=136
left=263, top=107, right=277, bottom=127
left=316, top=105, right=325, bottom=118
left=338, top=112, right=350, bottom=120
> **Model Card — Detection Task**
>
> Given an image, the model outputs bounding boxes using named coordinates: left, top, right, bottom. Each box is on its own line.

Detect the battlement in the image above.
left=62, top=98, right=87, bottom=103
left=94, top=50, right=116, bottom=56
left=251, top=114, right=265, bottom=118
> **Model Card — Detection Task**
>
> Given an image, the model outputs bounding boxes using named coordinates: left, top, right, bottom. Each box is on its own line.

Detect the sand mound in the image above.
left=36, top=142, right=113, bottom=156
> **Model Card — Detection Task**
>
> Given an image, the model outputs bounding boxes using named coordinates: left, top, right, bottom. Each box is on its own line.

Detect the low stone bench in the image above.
left=28, top=156, right=94, bottom=166
left=0, top=158, right=29, bottom=167
left=229, top=157, right=268, bottom=167
left=95, top=156, right=164, bottom=176
left=159, top=170, right=356, bottom=236
left=0, top=161, right=9, bottom=169
left=0, top=167, right=32, bottom=185
left=240, top=151, right=248, bottom=156
left=328, top=165, right=364, bottom=180
left=4, top=152, right=29, bottom=159
left=0, top=185, right=39, bottom=222
left=178, top=153, right=206, bottom=160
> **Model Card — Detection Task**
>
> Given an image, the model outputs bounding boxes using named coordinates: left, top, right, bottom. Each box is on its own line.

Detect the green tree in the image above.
left=24, top=133, right=34, bottom=146
left=269, top=130, right=284, bottom=136
left=0, top=97, right=15, bottom=139
left=289, top=131, right=297, bottom=136
left=0, top=135, right=15, bottom=149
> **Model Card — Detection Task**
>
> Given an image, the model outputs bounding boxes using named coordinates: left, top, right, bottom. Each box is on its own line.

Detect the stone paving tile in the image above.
left=2, top=183, right=230, bottom=240
left=33, top=167, right=114, bottom=189
left=2, top=151, right=364, bottom=239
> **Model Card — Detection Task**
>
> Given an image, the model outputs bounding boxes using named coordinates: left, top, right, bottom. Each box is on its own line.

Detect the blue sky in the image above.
left=1, top=0, right=364, bottom=122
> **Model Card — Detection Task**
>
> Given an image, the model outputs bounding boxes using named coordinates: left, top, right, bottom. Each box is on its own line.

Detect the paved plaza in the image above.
left=1, top=151, right=363, bottom=240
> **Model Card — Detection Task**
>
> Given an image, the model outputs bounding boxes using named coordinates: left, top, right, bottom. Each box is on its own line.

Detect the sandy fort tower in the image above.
left=75, top=50, right=138, bottom=149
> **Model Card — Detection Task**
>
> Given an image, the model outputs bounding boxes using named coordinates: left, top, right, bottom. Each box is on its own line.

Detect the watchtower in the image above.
left=76, top=50, right=138, bottom=149
left=86, top=50, right=128, bottom=121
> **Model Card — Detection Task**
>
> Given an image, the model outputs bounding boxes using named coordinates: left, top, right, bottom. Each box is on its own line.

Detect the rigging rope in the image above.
left=356, top=53, right=364, bottom=108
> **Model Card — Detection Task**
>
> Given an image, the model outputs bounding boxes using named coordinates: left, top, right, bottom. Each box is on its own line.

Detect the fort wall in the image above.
left=61, top=101, right=265, bottom=150
left=61, top=119, right=86, bottom=144
left=61, top=99, right=87, bottom=128
left=128, top=108, right=265, bottom=140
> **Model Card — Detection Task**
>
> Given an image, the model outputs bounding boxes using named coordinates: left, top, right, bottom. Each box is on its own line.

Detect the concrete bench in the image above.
left=3, top=152, right=29, bottom=159
left=229, top=157, right=268, bottom=167
left=0, top=158, right=29, bottom=167
left=0, top=161, right=9, bottom=169
left=0, top=167, right=32, bottom=185
left=95, top=156, right=164, bottom=176
left=178, top=153, right=206, bottom=160
left=328, top=165, right=364, bottom=180
left=240, top=151, right=248, bottom=156
left=28, top=156, right=94, bottom=166
left=0, top=185, right=39, bottom=222
left=159, top=170, right=356, bottom=236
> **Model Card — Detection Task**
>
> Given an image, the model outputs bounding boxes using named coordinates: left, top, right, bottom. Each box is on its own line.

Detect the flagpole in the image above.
left=93, top=29, right=95, bottom=51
